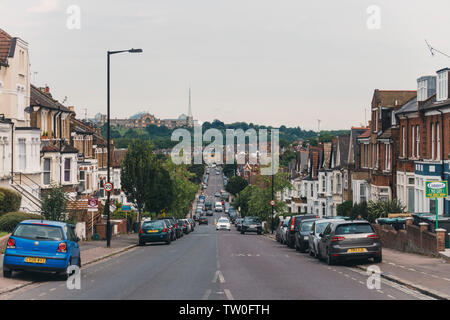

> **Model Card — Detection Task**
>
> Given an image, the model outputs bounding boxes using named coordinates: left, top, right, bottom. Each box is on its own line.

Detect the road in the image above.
left=0, top=167, right=432, bottom=300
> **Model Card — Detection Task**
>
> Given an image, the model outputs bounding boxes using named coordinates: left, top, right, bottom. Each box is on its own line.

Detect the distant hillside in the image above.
left=100, top=121, right=350, bottom=150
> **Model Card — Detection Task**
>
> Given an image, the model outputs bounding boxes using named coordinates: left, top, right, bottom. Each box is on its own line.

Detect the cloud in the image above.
left=28, top=0, right=60, bottom=13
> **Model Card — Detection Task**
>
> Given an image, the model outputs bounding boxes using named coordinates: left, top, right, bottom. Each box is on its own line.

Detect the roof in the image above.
left=30, top=85, right=72, bottom=113
left=378, top=127, right=392, bottom=140
left=0, top=29, right=12, bottom=67
left=396, top=96, right=418, bottom=115
left=357, top=129, right=371, bottom=139
left=20, top=220, right=70, bottom=227
left=337, top=135, right=350, bottom=166
left=372, top=90, right=417, bottom=109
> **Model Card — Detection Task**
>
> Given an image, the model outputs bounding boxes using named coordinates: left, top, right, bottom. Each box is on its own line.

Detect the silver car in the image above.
left=280, top=218, right=290, bottom=244
left=308, top=219, right=344, bottom=258
left=317, top=220, right=382, bottom=265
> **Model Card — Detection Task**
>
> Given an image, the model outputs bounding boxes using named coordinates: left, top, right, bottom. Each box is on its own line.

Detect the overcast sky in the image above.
left=1, top=0, right=450, bottom=130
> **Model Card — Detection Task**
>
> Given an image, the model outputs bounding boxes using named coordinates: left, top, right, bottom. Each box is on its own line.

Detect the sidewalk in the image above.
left=0, top=233, right=138, bottom=295
left=356, top=248, right=450, bottom=299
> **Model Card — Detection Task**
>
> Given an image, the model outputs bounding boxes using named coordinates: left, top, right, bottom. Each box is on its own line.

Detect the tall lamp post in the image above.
left=106, top=48, right=143, bottom=248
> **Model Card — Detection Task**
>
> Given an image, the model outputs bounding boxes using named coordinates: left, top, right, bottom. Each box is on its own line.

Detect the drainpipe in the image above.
left=54, top=107, right=63, bottom=184
left=436, top=109, right=445, bottom=181
left=10, top=121, right=14, bottom=183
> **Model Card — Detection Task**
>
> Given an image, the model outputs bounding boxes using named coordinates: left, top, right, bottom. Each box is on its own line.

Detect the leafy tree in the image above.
left=337, top=201, right=353, bottom=217
left=280, top=149, right=296, bottom=168
left=41, top=185, right=68, bottom=221
left=121, top=140, right=154, bottom=219
left=225, top=176, right=248, bottom=196
left=145, top=161, right=174, bottom=214
left=367, top=199, right=406, bottom=223
left=223, top=163, right=237, bottom=178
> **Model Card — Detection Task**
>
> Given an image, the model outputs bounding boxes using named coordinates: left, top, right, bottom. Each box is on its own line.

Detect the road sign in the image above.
left=425, top=181, right=448, bottom=230
left=88, top=197, right=98, bottom=212
left=270, top=200, right=275, bottom=206
left=104, top=182, right=114, bottom=193
left=425, top=181, right=448, bottom=198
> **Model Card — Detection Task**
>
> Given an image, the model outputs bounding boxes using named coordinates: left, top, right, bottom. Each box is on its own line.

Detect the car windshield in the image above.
left=301, top=221, right=314, bottom=232
left=245, top=217, right=260, bottom=223
left=218, top=218, right=228, bottom=223
left=143, top=221, right=165, bottom=229
left=315, top=222, right=329, bottom=234
left=13, top=224, right=64, bottom=241
left=335, top=223, right=374, bottom=235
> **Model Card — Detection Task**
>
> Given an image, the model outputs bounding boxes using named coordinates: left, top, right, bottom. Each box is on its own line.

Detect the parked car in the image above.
left=280, top=219, right=290, bottom=244
left=3, top=220, right=81, bottom=279
left=193, top=214, right=199, bottom=222
left=241, top=216, right=262, bottom=235
left=229, top=212, right=237, bottom=224
left=235, top=218, right=244, bottom=231
left=165, top=217, right=181, bottom=240
left=215, top=192, right=221, bottom=198
left=199, top=216, right=209, bottom=225
left=139, top=220, right=171, bottom=246
left=286, top=215, right=318, bottom=248
left=205, top=201, right=213, bottom=210
left=160, top=219, right=177, bottom=241
left=317, top=220, right=382, bottom=265
left=308, top=219, right=344, bottom=258
left=188, top=218, right=195, bottom=232
left=276, top=218, right=290, bottom=242
left=180, top=219, right=191, bottom=234
left=216, top=217, right=231, bottom=231
left=294, top=218, right=318, bottom=252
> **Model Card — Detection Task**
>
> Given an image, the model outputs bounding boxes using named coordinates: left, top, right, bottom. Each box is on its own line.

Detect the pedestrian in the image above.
left=356, top=214, right=362, bottom=220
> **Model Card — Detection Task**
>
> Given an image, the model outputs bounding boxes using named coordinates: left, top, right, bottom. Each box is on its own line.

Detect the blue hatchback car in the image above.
left=3, top=220, right=81, bottom=279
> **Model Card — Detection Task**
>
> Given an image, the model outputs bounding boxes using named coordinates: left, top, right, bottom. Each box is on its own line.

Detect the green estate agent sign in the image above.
left=425, top=181, right=448, bottom=230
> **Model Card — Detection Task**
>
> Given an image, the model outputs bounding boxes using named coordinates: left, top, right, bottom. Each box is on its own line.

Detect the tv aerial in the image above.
left=425, top=40, right=450, bottom=58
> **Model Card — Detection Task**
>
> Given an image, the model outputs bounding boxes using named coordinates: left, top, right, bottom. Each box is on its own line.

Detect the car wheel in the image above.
left=166, top=237, right=171, bottom=245
left=309, top=248, right=314, bottom=256
left=295, top=241, right=300, bottom=251
left=3, top=269, right=12, bottom=278
left=139, top=239, right=145, bottom=246
left=60, top=259, right=73, bottom=281
left=257, top=231, right=262, bottom=235
left=241, top=230, right=245, bottom=234
left=374, top=254, right=382, bottom=263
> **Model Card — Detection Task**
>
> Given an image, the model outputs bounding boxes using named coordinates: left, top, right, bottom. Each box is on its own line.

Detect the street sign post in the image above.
left=270, top=200, right=275, bottom=206
left=87, top=198, right=98, bottom=236
left=104, top=182, right=114, bottom=193
left=425, top=181, right=448, bottom=230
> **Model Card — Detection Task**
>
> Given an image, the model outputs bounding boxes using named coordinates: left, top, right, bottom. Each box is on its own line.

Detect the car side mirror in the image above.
left=319, top=233, right=323, bottom=238
left=309, top=231, right=314, bottom=235
left=76, top=237, right=80, bottom=242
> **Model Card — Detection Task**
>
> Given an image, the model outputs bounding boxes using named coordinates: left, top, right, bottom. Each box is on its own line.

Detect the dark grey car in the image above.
left=294, top=218, right=318, bottom=252
left=317, top=220, right=382, bottom=265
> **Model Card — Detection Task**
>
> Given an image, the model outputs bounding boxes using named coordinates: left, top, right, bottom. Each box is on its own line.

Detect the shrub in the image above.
left=367, top=199, right=406, bottom=223
left=0, top=188, right=22, bottom=217
left=0, top=212, right=44, bottom=233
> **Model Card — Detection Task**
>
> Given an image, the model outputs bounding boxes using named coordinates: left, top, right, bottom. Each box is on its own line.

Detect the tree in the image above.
left=223, top=163, right=237, bottom=178
left=225, top=176, right=248, bottom=196
left=121, top=140, right=154, bottom=219
left=41, top=185, right=68, bottom=221
left=337, top=200, right=353, bottom=217
left=367, top=199, right=406, bottom=223
left=145, top=160, right=174, bottom=214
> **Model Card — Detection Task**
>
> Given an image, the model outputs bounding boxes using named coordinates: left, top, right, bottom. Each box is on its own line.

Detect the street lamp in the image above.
left=106, top=48, right=143, bottom=248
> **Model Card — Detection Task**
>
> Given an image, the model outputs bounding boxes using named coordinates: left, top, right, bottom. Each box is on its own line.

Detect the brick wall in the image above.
left=372, top=220, right=444, bottom=256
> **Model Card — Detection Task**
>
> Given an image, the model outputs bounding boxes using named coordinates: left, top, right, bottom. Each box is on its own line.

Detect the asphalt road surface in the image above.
left=1, top=167, right=432, bottom=300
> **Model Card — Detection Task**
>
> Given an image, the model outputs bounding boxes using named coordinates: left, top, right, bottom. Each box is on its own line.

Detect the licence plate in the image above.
left=25, top=257, right=46, bottom=264
left=347, top=248, right=367, bottom=253
left=250, top=225, right=257, bottom=228
left=147, top=230, right=158, bottom=233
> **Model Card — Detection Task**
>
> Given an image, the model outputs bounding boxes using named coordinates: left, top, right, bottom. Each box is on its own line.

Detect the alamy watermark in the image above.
left=66, top=5, right=81, bottom=30
left=171, top=128, right=279, bottom=175
left=366, top=5, right=381, bottom=30
left=66, top=265, right=81, bottom=290
left=366, top=265, right=381, bottom=290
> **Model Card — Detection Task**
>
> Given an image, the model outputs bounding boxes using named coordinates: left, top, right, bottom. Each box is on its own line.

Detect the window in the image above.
left=416, top=125, right=420, bottom=158
left=436, top=122, right=440, bottom=160
left=18, top=138, right=26, bottom=170
left=43, top=158, right=51, bottom=185
left=411, top=126, right=415, bottom=157
left=64, top=158, right=71, bottom=182
left=360, top=184, right=366, bottom=203
left=437, top=71, right=448, bottom=101
left=418, top=79, right=427, bottom=101
left=321, top=176, right=326, bottom=192
left=79, top=170, right=86, bottom=192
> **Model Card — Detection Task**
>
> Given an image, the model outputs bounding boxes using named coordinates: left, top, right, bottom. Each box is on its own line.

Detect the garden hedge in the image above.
left=0, top=187, right=22, bottom=217
left=0, top=212, right=44, bottom=233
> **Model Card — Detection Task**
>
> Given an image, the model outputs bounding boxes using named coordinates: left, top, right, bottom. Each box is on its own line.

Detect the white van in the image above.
left=215, top=202, right=223, bottom=212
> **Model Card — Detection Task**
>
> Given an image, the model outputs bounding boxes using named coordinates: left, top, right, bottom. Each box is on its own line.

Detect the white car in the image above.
left=216, top=217, right=231, bottom=231
left=215, top=202, right=223, bottom=212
